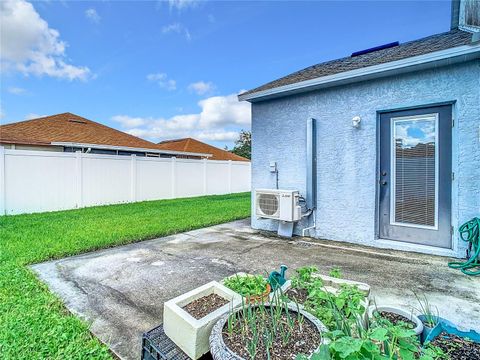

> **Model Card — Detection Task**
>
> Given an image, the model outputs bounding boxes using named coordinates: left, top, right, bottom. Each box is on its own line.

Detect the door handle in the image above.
left=381, top=171, right=387, bottom=176
left=381, top=180, right=387, bottom=186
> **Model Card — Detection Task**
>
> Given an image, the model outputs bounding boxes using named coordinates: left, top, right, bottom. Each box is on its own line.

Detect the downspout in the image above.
left=302, top=118, right=317, bottom=236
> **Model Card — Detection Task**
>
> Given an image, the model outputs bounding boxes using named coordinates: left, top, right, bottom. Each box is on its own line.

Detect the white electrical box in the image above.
left=269, top=161, right=277, bottom=173
left=255, top=189, right=301, bottom=222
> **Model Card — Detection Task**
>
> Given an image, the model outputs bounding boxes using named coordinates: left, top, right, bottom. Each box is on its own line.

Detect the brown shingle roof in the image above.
left=240, top=29, right=474, bottom=97
left=0, top=112, right=161, bottom=150
left=156, top=138, right=249, bottom=162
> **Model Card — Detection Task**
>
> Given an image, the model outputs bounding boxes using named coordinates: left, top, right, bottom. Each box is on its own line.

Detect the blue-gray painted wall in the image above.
left=251, top=60, right=480, bottom=257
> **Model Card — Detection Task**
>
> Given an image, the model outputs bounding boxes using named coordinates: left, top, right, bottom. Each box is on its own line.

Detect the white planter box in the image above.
left=163, top=281, right=242, bottom=360
left=368, top=305, right=424, bottom=336
left=279, top=275, right=370, bottom=298
left=312, top=274, right=371, bottom=296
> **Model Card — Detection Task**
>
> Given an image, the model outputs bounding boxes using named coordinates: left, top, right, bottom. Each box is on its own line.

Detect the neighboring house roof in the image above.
left=0, top=112, right=160, bottom=148
left=0, top=113, right=212, bottom=157
left=239, top=29, right=479, bottom=102
left=156, top=138, right=250, bottom=162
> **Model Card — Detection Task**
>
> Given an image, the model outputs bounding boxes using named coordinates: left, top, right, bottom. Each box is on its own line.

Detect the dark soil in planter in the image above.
left=379, top=311, right=415, bottom=328
left=430, top=331, right=480, bottom=360
left=222, top=309, right=320, bottom=360
left=183, top=294, right=228, bottom=320
left=285, top=287, right=309, bottom=304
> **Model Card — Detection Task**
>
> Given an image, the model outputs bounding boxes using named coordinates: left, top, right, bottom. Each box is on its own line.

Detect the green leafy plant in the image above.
left=329, top=267, right=342, bottom=279
left=304, top=284, right=366, bottom=331
left=289, top=266, right=366, bottom=331
left=291, top=266, right=320, bottom=289
left=292, top=265, right=446, bottom=360
left=297, top=319, right=446, bottom=360
left=421, top=342, right=448, bottom=360
left=223, top=274, right=268, bottom=297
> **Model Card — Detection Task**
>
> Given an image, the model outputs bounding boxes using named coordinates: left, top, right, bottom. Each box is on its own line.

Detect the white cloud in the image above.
left=161, top=22, right=191, bottom=40
left=7, top=86, right=26, bottom=95
left=24, top=113, right=47, bottom=120
left=112, top=92, right=250, bottom=143
left=198, top=93, right=250, bottom=128
left=197, top=131, right=238, bottom=141
left=395, top=120, right=435, bottom=148
left=147, top=72, right=177, bottom=90
left=85, top=8, right=100, bottom=23
left=188, top=81, right=215, bottom=95
left=111, top=115, right=146, bottom=128
left=168, top=0, right=199, bottom=11
left=0, top=0, right=91, bottom=80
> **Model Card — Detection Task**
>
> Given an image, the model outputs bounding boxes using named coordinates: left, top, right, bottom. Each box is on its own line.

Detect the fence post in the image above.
left=171, top=157, right=176, bottom=198
left=228, top=160, right=232, bottom=193
left=75, top=151, right=83, bottom=208
left=130, top=154, right=137, bottom=202
left=203, top=158, right=207, bottom=195
left=0, top=146, right=5, bottom=215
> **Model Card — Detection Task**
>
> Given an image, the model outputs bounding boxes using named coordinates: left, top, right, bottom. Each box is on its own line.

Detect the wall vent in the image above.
left=68, top=119, right=87, bottom=124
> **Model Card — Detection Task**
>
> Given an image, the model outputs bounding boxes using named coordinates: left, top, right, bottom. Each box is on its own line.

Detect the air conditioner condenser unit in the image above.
left=255, top=189, right=301, bottom=222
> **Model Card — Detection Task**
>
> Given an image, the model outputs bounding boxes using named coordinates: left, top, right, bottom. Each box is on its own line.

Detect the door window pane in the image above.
left=392, top=115, right=437, bottom=227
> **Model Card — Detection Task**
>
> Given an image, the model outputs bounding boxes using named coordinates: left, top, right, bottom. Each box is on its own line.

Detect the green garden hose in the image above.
left=448, top=217, right=480, bottom=276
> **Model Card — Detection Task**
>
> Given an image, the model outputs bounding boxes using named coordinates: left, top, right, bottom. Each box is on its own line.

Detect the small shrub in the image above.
left=223, top=274, right=268, bottom=297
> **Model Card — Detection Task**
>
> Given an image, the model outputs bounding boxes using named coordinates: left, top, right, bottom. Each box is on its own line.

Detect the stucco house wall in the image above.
left=251, top=60, right=479, bottom=258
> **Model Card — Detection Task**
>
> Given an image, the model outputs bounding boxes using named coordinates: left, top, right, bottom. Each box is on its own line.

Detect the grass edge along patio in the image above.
left=0, top=193, right=250, bottom=359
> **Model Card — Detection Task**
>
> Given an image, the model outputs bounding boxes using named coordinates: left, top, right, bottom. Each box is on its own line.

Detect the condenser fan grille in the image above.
left=258, top=193, right=279, bottom=216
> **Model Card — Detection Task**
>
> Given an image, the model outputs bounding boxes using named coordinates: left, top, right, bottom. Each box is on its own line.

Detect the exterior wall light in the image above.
left=352, top=116, right=361, bottom=128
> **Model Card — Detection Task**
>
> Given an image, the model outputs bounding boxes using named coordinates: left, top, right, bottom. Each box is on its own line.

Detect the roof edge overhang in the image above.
left=239, top=43, right=480, bottom=103
left=0, top=139, right=53, bottom=146
left=50, top=142, right=212, bottom=157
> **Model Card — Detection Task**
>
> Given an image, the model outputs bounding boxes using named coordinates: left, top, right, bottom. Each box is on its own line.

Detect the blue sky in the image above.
left=1, top=0, right=452, bottom=149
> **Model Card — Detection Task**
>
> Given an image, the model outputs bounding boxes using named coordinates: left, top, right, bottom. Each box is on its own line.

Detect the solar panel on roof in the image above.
left=351, top=41, right=400, bottom=57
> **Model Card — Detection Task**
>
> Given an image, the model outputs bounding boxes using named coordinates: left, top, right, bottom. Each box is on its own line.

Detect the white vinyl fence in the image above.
left=0, top=148, right=251, bottom=215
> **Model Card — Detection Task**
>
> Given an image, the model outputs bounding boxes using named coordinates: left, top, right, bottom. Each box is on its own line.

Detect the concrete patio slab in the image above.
left=32, top=219, right=480, bottom=360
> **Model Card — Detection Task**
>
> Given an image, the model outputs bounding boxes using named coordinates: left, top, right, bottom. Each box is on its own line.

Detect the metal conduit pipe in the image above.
left=302, top=117, right=317, bottom=237
left=302, top=210, right=316, bottom=237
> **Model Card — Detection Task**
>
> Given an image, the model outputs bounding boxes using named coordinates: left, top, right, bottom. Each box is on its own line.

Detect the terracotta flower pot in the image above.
left=245, top=283, right=271, bottom=304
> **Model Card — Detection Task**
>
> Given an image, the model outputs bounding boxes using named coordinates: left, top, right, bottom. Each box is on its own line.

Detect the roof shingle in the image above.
left=240, top=29, right=474, bottom=97
left=156, top=138, right=249, bottom=162
left=0, top=112, right=161, bottom=150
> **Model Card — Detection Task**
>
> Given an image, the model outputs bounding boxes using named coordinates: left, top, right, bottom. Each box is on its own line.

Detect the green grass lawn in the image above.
left=0, top=192, right=251, bottom=359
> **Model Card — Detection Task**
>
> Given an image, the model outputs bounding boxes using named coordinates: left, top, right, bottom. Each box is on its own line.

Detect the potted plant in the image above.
left=163, top=281, right=242, bottom=360
left=413, top=292, right=440, bottom=343
left=368, top=305, right=423, bottom=337
left=280, top=266, right=369, bottom=330
left=413, top=292, right=457, bottom=344
left=424, top=321, right=480, bottom=358
left=223, top=273, right=271, bottom=303
left=209, top=296, right=327, bottom=359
